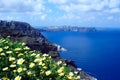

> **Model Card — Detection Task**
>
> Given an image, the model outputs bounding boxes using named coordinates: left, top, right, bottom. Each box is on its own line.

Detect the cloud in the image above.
left=48, top=0, right=120, bottom=13
left=48, top=0, right=67, bottom=4
left=1, top=0, right=120, bottom=17
left=108, top=0, right=120, bottom=8
left=40, top=14, right=47, bottom=20
left=48, top=0, right=120, bottom=27
left=6, top=16, right=15, bottom=20
left=0, top=0, right=119, bottom=27
left=110, top=8, right=120, bottom=13
left=0, top=0, right=51, bottom=23
left=0, top=0, right=49, bottom=13
left=107, top=16, right=113, bottom=20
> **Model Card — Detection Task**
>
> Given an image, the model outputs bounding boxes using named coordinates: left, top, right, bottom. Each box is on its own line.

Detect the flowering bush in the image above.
left=0, top=36, right=80, bottom=80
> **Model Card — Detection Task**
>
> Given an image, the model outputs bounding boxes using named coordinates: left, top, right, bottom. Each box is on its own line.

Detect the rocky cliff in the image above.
left=0, top=20, right=97, bottom=80
left=0, top=20, right=57, bottom=53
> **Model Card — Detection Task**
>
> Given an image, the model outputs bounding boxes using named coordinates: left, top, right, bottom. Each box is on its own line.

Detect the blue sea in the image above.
left=41, top=31, right=120, bottom=80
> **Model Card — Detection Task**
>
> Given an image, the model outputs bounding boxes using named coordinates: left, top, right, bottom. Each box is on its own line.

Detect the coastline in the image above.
left=0, top=20, right=96, bottom=80
left=53, top=43, right=67, bottom=52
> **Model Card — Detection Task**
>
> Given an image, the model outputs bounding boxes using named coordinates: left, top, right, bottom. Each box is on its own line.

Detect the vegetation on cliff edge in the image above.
left=0, top=36, right=80, bottom=80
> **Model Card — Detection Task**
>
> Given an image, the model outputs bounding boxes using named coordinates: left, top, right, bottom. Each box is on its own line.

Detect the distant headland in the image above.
left=37, top=26, right=106, bottom=32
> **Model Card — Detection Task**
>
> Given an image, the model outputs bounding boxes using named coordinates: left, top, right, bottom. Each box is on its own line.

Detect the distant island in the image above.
left=38, top=26, right=105, bottom=32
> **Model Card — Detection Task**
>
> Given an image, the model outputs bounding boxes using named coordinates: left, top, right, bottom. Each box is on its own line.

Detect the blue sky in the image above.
left=0, top=0, right=120, bottom=28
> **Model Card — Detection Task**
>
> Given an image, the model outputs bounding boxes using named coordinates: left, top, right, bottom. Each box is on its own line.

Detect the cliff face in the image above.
left=0, top=20, right=96, bottom=80
left=0, top=20, right=57, bottom=53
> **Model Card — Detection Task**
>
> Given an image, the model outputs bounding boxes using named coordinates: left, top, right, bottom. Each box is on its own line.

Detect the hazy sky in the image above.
left=0, top=0, right=120, bottom=28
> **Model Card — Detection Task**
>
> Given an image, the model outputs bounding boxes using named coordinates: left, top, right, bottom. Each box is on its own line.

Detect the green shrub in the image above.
left=0, top=36, right=80, bottom=80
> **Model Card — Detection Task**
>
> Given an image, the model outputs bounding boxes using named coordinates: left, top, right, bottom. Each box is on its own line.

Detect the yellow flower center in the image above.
left=29, top=63, right=35, bottom=68
left=45, top=70, right=51, bottom=76
left=0, top=48, right=3, bottom=52
left=15, top=76, right=21, bottom=80
left=2, top=67, right=8, bottom=71
left=17, top=68, right=23, bottom=73
left=17, top=58, right=25, bottom=65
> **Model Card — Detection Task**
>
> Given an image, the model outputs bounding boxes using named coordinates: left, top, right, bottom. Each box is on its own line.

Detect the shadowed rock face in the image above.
left=0, top=20, right=57, bottom=53
left=0, top=20, right=96, bottom=80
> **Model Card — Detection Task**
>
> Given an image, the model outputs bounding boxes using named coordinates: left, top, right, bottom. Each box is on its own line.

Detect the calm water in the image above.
left=41, top=31, right=120, bottom=80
